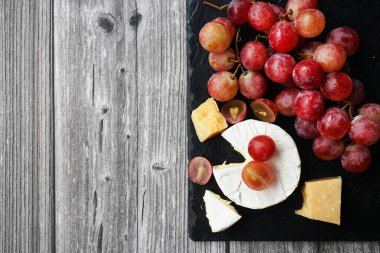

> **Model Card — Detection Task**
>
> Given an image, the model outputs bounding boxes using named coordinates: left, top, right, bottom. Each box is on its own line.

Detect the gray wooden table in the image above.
left=0, top=1, right=379, bottom=252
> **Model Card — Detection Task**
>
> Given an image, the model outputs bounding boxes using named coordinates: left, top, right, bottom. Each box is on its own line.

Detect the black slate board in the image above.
left=187, top=0, right=380, bottom=241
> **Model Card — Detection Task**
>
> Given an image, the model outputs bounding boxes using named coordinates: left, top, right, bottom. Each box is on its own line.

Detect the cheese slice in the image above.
left=296, top=177, right=342, bottom=225
left=191, top=98, right=228, bottom=142
left=203, top=190, right=242, bottom=232
left=213, top=120, right=301, bottom=209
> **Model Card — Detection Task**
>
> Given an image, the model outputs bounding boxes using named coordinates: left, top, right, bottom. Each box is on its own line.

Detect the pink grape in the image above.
left=326, top=27, right=360, bottom=56
left=294, top=9, right=325, bottom=38
left=227, top=0, right=253, bottom=25
left=240, top=41, right=268, bottom=71
left=317, top=107, right=351, bottom=141
left=341, top=144, right=372, bottom=173
left=209, top=48, right=236, bottom=72
left=358, top=103, right=380, bottom=125
left=275, top=88, right=300, bottom=117
left=294, top=90, right=325, bottom=121
left=208, top=71, right=238, bottom=102
left=285, top=0, right=318, bottom=21
left=239, top=71, right=268, bottom=99
left=294, top=117, right=319, bottom=139
left=214, top=17, right=236, bottom=38
left=264, top=53, right=296, bottom=83
left=320, top=72, right=352, bottom=101
left=268, top=21, right=299, bottom=53
left=292, top=59, right=325, bottom=90
left=199, top=21, right=233, bottom=53
left=313, top=136, right=345, bottom=161
left=346, top=79, right=365, bottom=106
left=313, top=43, right=346, bottom=73
left=248, top=2, right=276, bottom=32
left=349, top=115, right=380, bottom=146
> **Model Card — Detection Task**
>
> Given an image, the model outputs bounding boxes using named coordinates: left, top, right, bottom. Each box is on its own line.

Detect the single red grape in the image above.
left=346, top=79, right=365, bottom=106
left=239, top=71, right=268, bottom=99
left=294, top=90, right=325, bottom=121
left=326, top=27, right=360, bottom=56
left=313, top=136, right=345, bottom=161
left=227, top=0, right=253, bottom=25
left=264, top=53, right=296, bottom=83
left=188, top=157, right=213, bottom=185
left=208, top=71, right=238, bottom=102
left=248, top=2, right=276, bottom=32
left=349, top=115, right=380, bottom=146
left=242, top=161, right=276, bottom=191
left=285, top=0, right=318, bottom=21
left=294, top=117, right=319, bottom=139
left=341, top=144, right=372, bottom=173
left=313, top=43, right=346, bottom=73
left=248, top=135, right=277, bottom=161
left=250, top=98, right=278, bottom=123
left=294, top=9, right=325, bottom=38
left=199, top=21, right=233, bottom=53
left=320, top=72, right=352, bottom=101
left=268, top=21, right=299, bottom=53
left=317, top=107, right=351, bottom=141
left=209, top=48, right=236, bottom=72
left=240, top=41, right=268, bottom=71
left=275, top=88, right=300, bottom=117
left=214, top=17, right=236, bottom=37
left=221, top=99, right=247, bottom=124
left=358, top=103, right=380, bottom=125
left=292, top=59, right=325, bottom=90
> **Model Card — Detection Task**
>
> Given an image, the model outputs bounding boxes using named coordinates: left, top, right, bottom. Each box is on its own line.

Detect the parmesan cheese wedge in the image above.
left=203, top=190, right=242, bottom=232
left=295, top=177, right=342, bottom=225
left=213, top=120, right=301, bottom=209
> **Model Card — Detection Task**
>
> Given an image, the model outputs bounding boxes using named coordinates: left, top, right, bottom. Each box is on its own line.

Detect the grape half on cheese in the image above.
left=203, top=190, right=242, bottom=232
left=213, top=120, right=301, bottom=209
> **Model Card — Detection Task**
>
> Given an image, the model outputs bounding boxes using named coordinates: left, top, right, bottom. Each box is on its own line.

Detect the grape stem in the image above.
left=279, top=9, right=293, bottom=20
left=295, top=51, right=312, bottom=60
left=231, top=63, right=241, bottom=79
left=341, top=102, right=354, bottom=120
left=202, top=1, right=228, bottom=10
left=235, top=27, right=241, bottom=59
left=255, top=34, right=268, bottom=41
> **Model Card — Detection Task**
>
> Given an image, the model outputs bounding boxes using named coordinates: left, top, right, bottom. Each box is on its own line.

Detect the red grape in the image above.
left=326, top=27, right=360, bottom=56
left=297, top=41, right=323, bottom=59
left=248, top=135, right=276, bottom=161
left=221, top=99, right=247, bottom=124
left=188, top=157, right=213, bottom=185
left=240, top=41, right=268, bottom=71
left=239, top=71, right=268, bottom=99
left=275, top=88, right=300, bottom=117
left=285, top=0, right=318, bottom=21
left=199, top=21, right=233, bottom=53
left=227, top=0, right=252, bottom=25
left=294, top=90, right=325, bottom=121
left=341, top=144, right=372, bottom=173
left=317, top=107, right=351, bottom=141
left=320, top=72, right=352, bottom=101
left=292, top=59, right=325, bottom=90
left=349, top=115, right=380, bottom=146
left=264, top=53, right=296, bottom=83
left=250, top=98, right=278, bottom=123
left=268, top=21, right=299, bottom=53
left=294, top=117, right=319, bottom=139
left=346, top=79, right=365, bottom=106
left=313, top=43, right=346, bottom=73
left=248, top=2, right=276, bottom=32
left=294, top=9, right=325, bottom=38
left=208, top=71, right=238, bottom=102
left=214, top=17, right=236, bottom=37
left=209, top=48, right=236, bottom=72
left=242, top=161, right=276, bottom=191
left=313, top=136, right=345, bottom=161
left=358, top=103, right=380, bottom=125
left=270, top=4, right=286, bottom=20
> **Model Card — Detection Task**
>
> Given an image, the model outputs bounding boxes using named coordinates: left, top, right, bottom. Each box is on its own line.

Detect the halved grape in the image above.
left=248, top=135, right=276, bottom=162
left=275, top=88, right=300, bottom=117
left=346, top=79, right=365, bottom=106
left=268, top=21, right=299, bottom=53
left=238, top=71, right=268, bottom=99
left=326, top=27, right=360, bottom=56
left=227, top=0, right=253, bottom=25
left=313, top=136, right=344, bottom=161
left=285, top=0, right=318, bottom=21
left=208, top=71, right=238, bottom=102
left=221, top=99, right=247, bottom=124
left=341, top=144, right=371, bottom=173
left=199, top=21, right=233, bottom=53
left=358, top=103, right=380, bottom=125
left=240, top=41, right=268, bottom=71
left=250, top=98, right=278, bottom=123
left=248, top=2, right=276, bottom=31
left=242, top=161, right=276, bottom=191
left=294, top=9, right=325, bottom=38
left=292, top=59, right=325, bottom=90
left=294, top=90, right=325, bottom=121
left=188, top=157, right=213, bottom=185
left=209, top=48, right=236, bottom=72
left=317, top=107, right=351, bottom=141
left=294, top=117, right=319, bottom=139
left=313, top=43, right=346, bottom=73
left=349, top=115, right=380, bottom=146
left=320, top=72, right=352, bottom=101
left=264, top=53, right=296, bottom=83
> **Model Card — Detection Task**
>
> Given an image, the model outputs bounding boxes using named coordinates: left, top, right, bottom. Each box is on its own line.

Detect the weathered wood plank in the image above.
left=0, top=0, right=54, bottom=252
left=54, top=0, right=138, bottom=252
left=319, top=242, right=380, bottom=253
left=229, top=242, right=318, bottom=253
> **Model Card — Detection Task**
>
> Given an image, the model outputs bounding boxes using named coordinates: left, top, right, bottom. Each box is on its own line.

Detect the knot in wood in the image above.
left=94, top=12, right=116, bottom=34
left=129, top=10, right=142, bottom=31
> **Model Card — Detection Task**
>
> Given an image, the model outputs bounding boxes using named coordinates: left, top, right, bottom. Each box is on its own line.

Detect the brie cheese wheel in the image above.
left=203, top=190, right=242, bottom=232
left=213, top=120, right=301, bottom=209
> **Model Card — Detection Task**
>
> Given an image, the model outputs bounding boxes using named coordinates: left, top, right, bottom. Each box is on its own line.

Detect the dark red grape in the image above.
left=297, top=41, right=323, bottom=59
left=313, top=43, right=346, bottom=73
left=240, top=41, right=268, bottom=71
left=326, top=27, right=360, bottom=56
left=199, top=21, right=233, bottom=53
left=292, top=59, right=325, bottom=90
left=313, top=136, right=345, bottom=161
left=239, top=71, right=268, bottom=99
left=208, top=71, right=238, bottom=102
left=275, top=88, right=300, bottom=117
left=320, top=72, right=352, bottom=101
left=341, top=144, right=372, bottom=173
left=346, top=79, right=365, bottom=106
left=264, top=53, right=296, bottom=83
left=248, top=135, right=277, bottom=162
left=214, top=17, right=236, bottom=37
left=358, top=103, right=380, bottom=125
left=227, top=0, right=253, bottom=25
left=317, top=107, right=351, bottom=141
left=349, top=115, right=380, bottom=146
left=285, top=0, right=318, bottom=21
left=294, top=90, right=325, bottom=121
left=209, top=48, right=236, bottom=72
left=248, top=2, right=276, bottom=32
left=221, top=99, right=247, bottom=124
left=294, top=117, right=319, bottom=139
left=250, top=98, right=278, bottom=123
left=268, top=21, right=299, bottom=53
left=294, top=9, right=325, bottom=38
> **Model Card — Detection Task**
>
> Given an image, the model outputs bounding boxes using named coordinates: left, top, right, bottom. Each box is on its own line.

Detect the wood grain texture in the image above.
left=54, top=0, right=138, bottom=252
left=0, top=0, right=54, bottom=252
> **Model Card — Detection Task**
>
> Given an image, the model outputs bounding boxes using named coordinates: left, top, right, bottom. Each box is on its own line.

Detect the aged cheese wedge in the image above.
left=295, top=177, right=342, bottom=225
left=213, top=120, right=301, bottom=209
left=203, top=190, right=242, bottom=232
left=191, top=98, right=228, bottom=142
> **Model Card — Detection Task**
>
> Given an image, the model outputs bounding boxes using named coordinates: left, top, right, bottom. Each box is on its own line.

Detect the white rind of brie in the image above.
left=203, top=190, right=242, bottom=232
left=213, top=119, right=301, bottom=209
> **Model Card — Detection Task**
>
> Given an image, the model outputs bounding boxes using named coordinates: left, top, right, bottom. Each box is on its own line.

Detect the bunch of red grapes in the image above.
left=199, top=0, right=380, bottom=174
